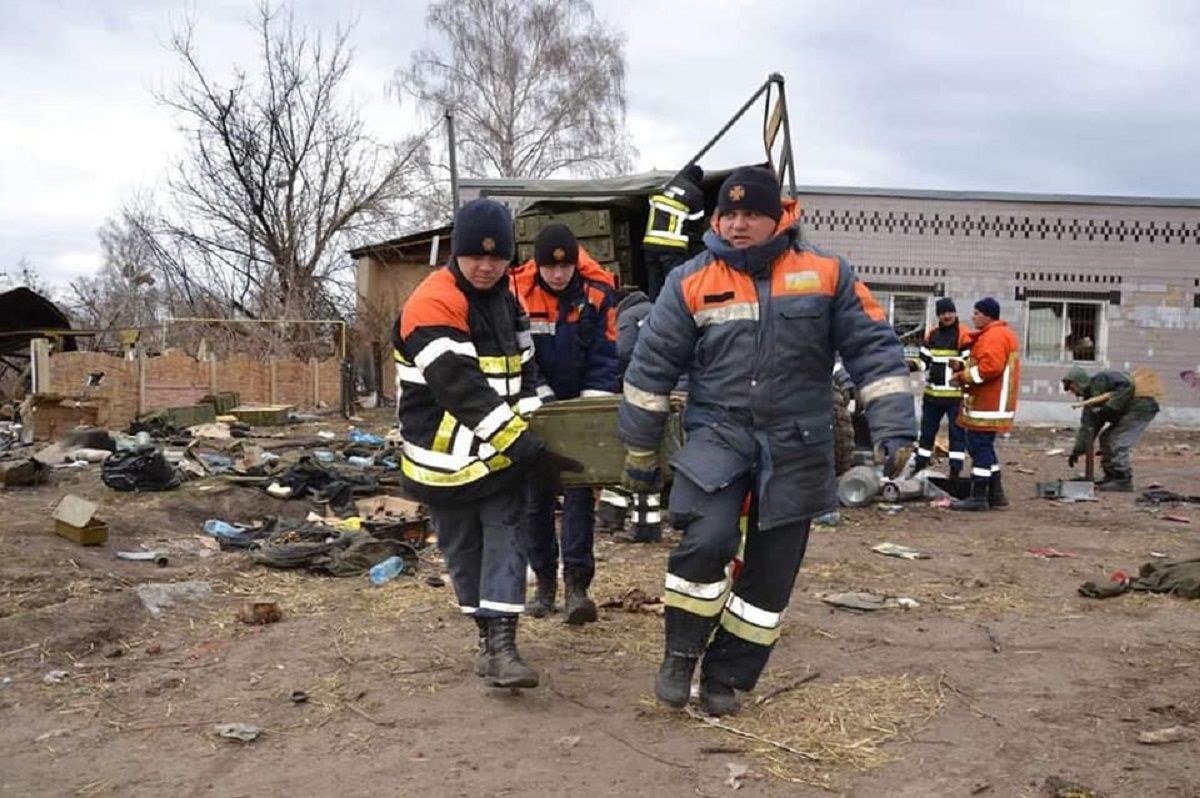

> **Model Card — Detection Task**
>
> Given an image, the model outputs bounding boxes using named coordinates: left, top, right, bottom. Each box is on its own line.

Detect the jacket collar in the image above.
left=702, top=220, right=799, bottom=279
left=450, top=259, right=510, bottom=298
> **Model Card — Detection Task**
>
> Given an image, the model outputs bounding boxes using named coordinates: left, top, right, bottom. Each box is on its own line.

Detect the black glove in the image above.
left=875, top=438, right=915, bottom=479
left=1067, top=453, right=1079, bottom=469
left=527, top=447, right=585, bottom=488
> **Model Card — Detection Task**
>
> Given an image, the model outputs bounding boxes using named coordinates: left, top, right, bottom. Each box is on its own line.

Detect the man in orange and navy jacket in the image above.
left=950, top=297, right=1021, bottom=511
left=511, top=223, right=619, bottom=626
left=617, top=166, right=916, bottom=716
left=394, top=198, right=582, bottom=691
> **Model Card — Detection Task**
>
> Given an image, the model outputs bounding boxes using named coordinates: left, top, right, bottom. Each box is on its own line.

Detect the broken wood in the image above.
left=753, top=669, right=821, bottom=706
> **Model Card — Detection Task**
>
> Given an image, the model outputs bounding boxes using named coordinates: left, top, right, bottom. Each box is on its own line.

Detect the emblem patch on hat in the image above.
left=553, top=247, right=566, bottom=262
left=481, top=237, right=495, bottom=252
left=729, top=185, right=746, bottom=201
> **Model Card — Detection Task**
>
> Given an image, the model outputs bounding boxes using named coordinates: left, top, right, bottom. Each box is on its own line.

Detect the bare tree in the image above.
left=399, top=0, right=634, bottom=185
left=154, top=3, right=431, bottom=326
left=0, top=257, right=54, bottom=297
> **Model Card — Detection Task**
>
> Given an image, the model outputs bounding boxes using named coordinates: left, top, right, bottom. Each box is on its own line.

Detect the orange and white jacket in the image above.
left=957, top=319, right=1020, bottom=432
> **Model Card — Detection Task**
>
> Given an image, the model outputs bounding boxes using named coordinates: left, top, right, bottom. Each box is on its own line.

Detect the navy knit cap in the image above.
left=533, top=223, right=578, bottom=267
left=974, top=297, right=1000, bottom=319
left=935, top=297, right=956, bottom=315
left=452, top=198, right=514, bottom=260
left=717, top=166, right=782, bottom=222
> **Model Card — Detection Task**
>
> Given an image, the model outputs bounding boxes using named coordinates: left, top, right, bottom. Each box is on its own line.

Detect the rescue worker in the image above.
left=618, top=166, right=916, bottom=716
left=950, top=297, right=1020, bottom=512
left=911, top=298, right=973, bottom=487
left=394, top=198, right=582, bottom=689
left=511, top=224, right=619, bottom=623
left=643, top=164, right=706, bottom=300
left=597, top=288, right=663, bottom=542
left=1063, top=366, right=1159, bottom=491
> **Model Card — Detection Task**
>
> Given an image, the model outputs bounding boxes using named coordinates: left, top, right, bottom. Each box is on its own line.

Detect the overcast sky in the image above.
left=2, top=0, right=1198, bottom=290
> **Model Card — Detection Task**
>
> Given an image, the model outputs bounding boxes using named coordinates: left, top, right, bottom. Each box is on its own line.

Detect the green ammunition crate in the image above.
left=528, top=395, right=684, bottom=487
left=516, top=209, right=613, bottom=241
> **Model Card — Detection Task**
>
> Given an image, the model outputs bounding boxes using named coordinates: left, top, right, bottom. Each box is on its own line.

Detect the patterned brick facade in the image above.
left=796, top=189, right=1200, bottom=424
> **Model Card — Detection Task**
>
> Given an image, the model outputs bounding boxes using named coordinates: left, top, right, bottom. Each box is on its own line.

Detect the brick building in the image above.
left=352, top=174, right=1200, bottom=424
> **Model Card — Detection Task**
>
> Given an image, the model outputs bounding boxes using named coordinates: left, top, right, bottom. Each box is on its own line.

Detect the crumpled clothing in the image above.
left=101, top=446, right=181, bottom=492
left=1079, top=557, right=1200, bottom=600
left=262, top=457, right=378, bottom=514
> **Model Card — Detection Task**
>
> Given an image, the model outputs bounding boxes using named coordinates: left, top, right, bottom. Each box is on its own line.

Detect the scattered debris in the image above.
left=213, top=723, right=262, bottom=743
left=0, top=458, right=50, bottom=487
left=1137, top=488, right=1200, bottom=505
left=599, top=587, right=663, bottom=614
left=1045, top=448, right=1065, bottom=456
left=1013, top=466, right=1036, bottom=475
left=1137, top=725, right=1191, bottom=745
left=42, top=669, right=69, bottom=685
left=52, top=494, right=108, bottom=546
left=929, top=496, right=952, bottom=509
left=135, top=581, right=213, bottom=616
left=101, top=446, right=181, bottom=492
left=424, top=575, right=446, bottom=588
left=236, top=601, right=283, bottom=625
left=724, top=762, right=751, bottom=790
left=754, top=669, right=821, bottom=706
left=1044, top=775, right=1103, bottom=798
left=34, top=728, right=71, bottom=742
left=555, top=735, right=581, bottom=749
left=1027, top=547, right=1078, bottom=560
left=144, top=642, right=163, bottom=656
left=818, top=592, right=919, bottom=612
left=970, top=780, right=992, bottom=794
left=871, top=542, right=930, bottom=560
left=1149, top=551, right=1169, bottom=559
left=1160, top=514, right=1191, bottom=524
left=289, top=690, right=309, bottom=704
left=115, top=550, right=169, bottom=567
left=1036, top=480, right=1096, bottom=501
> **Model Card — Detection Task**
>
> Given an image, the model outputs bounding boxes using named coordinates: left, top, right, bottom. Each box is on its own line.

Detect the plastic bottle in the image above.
left=203, top=519, right=248, bottom=538
left=346, top=455, right=374, bottom=467
left=369, top=556, right=405, bottom=586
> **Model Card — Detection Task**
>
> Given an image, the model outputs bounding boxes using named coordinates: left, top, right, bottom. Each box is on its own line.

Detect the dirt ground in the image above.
left=2, top=419, right=1199, bottom=798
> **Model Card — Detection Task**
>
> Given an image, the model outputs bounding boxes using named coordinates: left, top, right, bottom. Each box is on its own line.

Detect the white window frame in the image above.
left=1022, top=299, right=1106, bottom=364
left=871, top=290, right=932, bottom=354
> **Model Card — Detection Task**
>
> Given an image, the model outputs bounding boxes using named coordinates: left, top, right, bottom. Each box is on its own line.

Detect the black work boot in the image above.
left=563, top=568, right=598, bottom=625
left=950, top=477, right=990, bottom=512
left=474, top=617, right=490, bottom=677
left=1098, top=471, right=1133, bottom=492
left=655, top=653, right=698, bottom=709
left=526, top=573, right=557, bottom=618
left=486, top=616, right=538, bottom=689
left=910, top=454, right=929, bottom=474
left=630, top=524, right=662, bottom=543
left=989, top=472, right=1009, bottom=508
left=699, top=679, right=741, bottom=717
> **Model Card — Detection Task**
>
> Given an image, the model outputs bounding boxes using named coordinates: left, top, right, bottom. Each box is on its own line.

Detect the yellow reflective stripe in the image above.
left=924, top=387, right=962, bottom=398
left=489, top=414, right=527, bottom=453
left=401, top=452, right=513, bottom=487
left=478, top=354, right=523, bottom=375
left=719, top=610, right=781, bottom=646
left=484, top=453, right=512, bottom=471
left=432, top=413, right=457, bottom=454
left=650, top=193, right=689, bottom=213
left=664, top=588, right=728, bottom=618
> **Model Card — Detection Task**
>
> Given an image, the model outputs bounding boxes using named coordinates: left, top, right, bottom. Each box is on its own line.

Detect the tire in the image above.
left=833, top=388, right=855, bottom=476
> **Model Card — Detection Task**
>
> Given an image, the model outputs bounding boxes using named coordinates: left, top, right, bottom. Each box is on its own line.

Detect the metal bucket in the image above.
left=837, top=465, right=881, bottom=507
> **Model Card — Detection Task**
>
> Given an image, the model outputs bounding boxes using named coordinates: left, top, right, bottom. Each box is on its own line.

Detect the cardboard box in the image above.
left=52, top=494, right=109, bottom=546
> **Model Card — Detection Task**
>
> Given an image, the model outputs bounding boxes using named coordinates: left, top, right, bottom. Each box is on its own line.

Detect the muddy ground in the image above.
left=2, top=419, right=1199, bottom=797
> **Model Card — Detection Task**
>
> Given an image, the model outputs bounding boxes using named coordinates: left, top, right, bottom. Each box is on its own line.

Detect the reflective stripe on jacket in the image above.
left=510, top=249, right=619, bottom=400
left=394, top=263, right=542, bottom=503
left=619, top=200, right=916, bottom=529
left=643, top=175, right=705, bottom=251
left=920, top=322, right=973, bottom=399
left=957, top=320, right=1020, bottom=432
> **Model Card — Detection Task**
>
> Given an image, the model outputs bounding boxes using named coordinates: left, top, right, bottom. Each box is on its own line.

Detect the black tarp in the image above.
left=0, top=287, right=76, bottom=356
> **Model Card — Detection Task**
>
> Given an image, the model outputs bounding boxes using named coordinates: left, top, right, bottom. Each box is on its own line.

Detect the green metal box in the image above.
left=528, top=395, right=684, bottom=487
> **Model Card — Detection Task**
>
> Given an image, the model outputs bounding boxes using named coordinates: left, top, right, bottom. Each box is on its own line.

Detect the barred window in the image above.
left=1025, top=300, right=1102, bottom=363
left=871, top=290, right=930, bottom=354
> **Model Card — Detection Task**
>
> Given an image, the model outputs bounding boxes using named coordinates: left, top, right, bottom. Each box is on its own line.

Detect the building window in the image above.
left=1025, top=300, right=1103, bottom=363
left=872, top=290, right=930, bottom=352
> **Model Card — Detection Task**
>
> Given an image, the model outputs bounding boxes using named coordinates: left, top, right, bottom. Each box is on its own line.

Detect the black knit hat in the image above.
left=935, top=297, right=956, bottom=315
left=533, top=223, right=578, bottom=267
left=717, top=166, right=782, bottom=222
left=974, top=297, right=1000, bottom=319
left=452, top=198, right=514, bottom=260
left=684, top=164, right=704, bottom=185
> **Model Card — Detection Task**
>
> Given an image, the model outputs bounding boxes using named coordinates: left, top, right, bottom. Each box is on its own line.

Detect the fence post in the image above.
left=209, top=354, right=219, bottom=394
left=137, top=351, right=147, bottom=415
left=310, top=357, right=320, bottom=407
left=268, top=358, right=278, bottom=406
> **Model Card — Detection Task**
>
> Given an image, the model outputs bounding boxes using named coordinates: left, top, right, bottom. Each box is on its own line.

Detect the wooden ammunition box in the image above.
left=528, top=396, right=684, bottom=487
